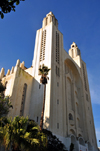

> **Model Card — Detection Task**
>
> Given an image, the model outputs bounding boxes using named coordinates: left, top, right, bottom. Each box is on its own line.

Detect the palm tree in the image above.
left=39, top=65, right=50, bottom=131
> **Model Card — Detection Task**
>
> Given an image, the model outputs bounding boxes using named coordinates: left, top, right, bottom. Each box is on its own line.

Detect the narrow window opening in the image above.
left=69, top=113, right=73, bottom=120
left=57, top=99, right=59, bottom=104
left=20, top=83, right=27, bottom=116
left=86, top=94, right=88, bottom=101
left=37, top=116, right=38, bottom=122
left=57, top=82, right=59, bottom=87
left=58, top=67, right=59, bottom=76
left=56, top=66, right=57, bottom=75
left=39, top=84, right=41, bottom=89
left=57, top=123, right=59, bottom=129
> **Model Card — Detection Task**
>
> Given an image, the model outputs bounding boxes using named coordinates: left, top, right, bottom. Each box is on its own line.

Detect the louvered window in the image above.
left=40, top=30, right=46, bottom=61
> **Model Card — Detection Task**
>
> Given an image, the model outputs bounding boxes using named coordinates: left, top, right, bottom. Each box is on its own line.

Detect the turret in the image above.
left=20, top=61, right=25, bottom=70
left=69, top=42, right=81, bottom=58
left=0, top=68, right=5, bottom=79
left=10, top=66, right=14, bottom=74
left=14, top=59, right=20, bottom=73
left=69, top=42, right=81, bottom=67
left=6, top=69, right=10, bottom=76
left=16, top=59, right=20, bottom=67
left=42, top=12, right=58, bottom=28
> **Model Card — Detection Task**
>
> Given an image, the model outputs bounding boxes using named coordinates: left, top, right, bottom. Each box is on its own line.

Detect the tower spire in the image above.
left=42, top=12, right=58, bottom=28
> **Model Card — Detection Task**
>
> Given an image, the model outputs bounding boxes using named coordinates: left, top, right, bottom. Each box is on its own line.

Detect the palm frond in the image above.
left=39, top=65, right=50, bottom=76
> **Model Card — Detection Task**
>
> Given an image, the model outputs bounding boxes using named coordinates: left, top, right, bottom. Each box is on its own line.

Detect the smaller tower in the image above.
left=69, top=42, right=81, bottom=67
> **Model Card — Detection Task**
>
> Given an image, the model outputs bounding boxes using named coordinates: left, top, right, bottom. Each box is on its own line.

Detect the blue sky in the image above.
left=0, top=0, right=100, bottom=147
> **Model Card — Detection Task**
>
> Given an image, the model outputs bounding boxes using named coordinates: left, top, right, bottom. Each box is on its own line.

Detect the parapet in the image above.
left=0, top=59, right=27, bottom=79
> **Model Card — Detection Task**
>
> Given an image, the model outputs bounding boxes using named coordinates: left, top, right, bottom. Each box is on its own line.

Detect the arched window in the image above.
left=20, top=83, right=27, bottom=116
left=79, top=138, right=85, bottom=146
left=69, top=113, right=73, bottom=120
left=72, top=49, right=74, bottom=58
left=67, top=78, right=72, bottom=109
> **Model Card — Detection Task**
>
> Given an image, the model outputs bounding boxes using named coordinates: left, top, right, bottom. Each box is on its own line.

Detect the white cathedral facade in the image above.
left=0, top=12, right=98, bottom=151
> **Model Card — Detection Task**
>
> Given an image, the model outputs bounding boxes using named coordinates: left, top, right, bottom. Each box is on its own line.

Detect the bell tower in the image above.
left=69, top=42, right=81, bottom=67
left=32, top=12, right=59, bottom=77
left=42, top=11, right=58, bottom=28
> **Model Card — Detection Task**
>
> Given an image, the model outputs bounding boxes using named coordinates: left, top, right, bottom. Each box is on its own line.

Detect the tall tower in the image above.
left=30, top=11, right=64, bottom=134
left=32, top=11, right=59, bottom=76
left=29, top=12, right=97, bottom=151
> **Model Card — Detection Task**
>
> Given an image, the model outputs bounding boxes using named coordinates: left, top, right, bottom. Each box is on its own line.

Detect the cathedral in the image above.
left=0, top=12, right=98, bottom=151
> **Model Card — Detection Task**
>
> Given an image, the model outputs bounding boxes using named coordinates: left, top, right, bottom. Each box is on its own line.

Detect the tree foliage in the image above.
left=43, top=129, right=67, bottom=151
left=0, top=81, right=6, bottom=93
left=0, top=81, right=12, bottom=118
left=39, top=65, right=50, bottom=84
left=39, top=65, right=50, bottom=76
left=0, top=116, right=67, bottom=151
left=0, top=116, right=47, bottom=151
left=0, top=96, right=12, bottom=118
left=0, top=0, right=25, bottom=19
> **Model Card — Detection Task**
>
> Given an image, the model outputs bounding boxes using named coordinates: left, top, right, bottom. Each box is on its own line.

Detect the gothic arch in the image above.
left=69, top=113, right=73, bottom=120
left=78, top=137, right=85, bottom=146
left=69, top=134, right=78, bottom=151
left=64, top=58, right=80, bottom=77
